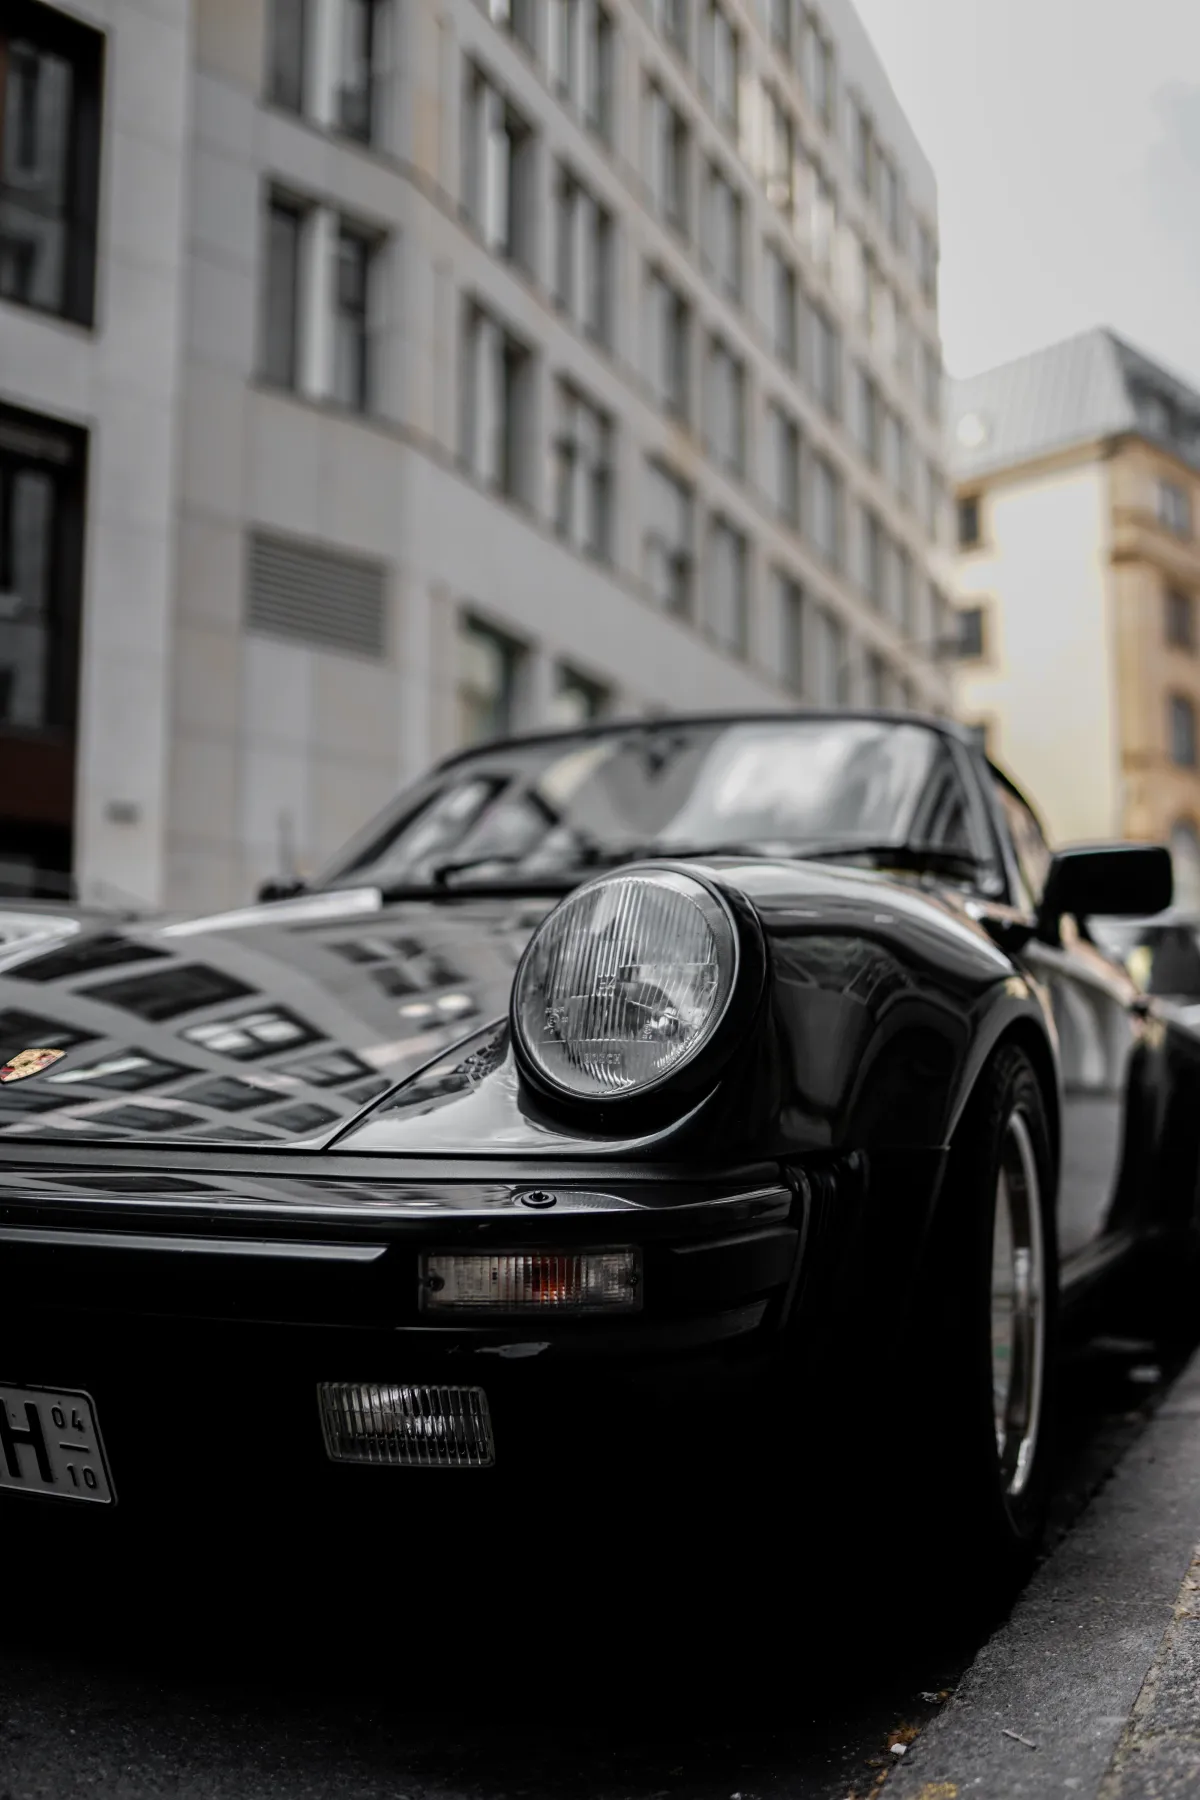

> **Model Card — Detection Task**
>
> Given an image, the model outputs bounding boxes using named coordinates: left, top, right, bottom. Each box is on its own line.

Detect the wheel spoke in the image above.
left=990, top=1110, right=1044, bottom=1499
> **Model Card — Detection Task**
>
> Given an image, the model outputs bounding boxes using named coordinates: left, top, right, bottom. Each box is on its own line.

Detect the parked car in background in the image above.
left=0, top=712, right=1186, bottom=1617
left=1091, top=910, right=1200, bottom=1008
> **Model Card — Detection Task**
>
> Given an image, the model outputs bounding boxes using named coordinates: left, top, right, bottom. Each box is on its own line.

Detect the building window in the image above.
left=643, top=266, right=690, bottom=421
left=958, top=604, right=986, bottom=659
left=643, top=460, right=693, bottom=617
left=879, top=153, right=902, bottom=248
left=644, top=84, right=689, bottom=236
left=859, top=507, right=884, bottom=608
left=548, top=0, right=577, bottom=95
left=764, top=244, right=797, bottom=370
left=461, top=304, right=533, bottom=505
left=487, top=0, right=538, bottom=56
left=850, top=95, right=873, bottom=198
left=552, top=664, right=610, bottom=726
left=553, top=383, right=612, bottom=562
left=702, top=162, right=742, bottom=302
left=706, top=518, right=748, bottom=657
left=894, top=300, right=913, bottom=387
left=0, top=403, right=87, bottom=741
left=880, top=408, right=901, bottom=493
left=267, top=0, right=308, bottom=111
left=851, top=364, right=880, bottom=467
left=801, top=11, right=835, bottom=129
left=585, top=4, right=614, bottom=141
left=261, top=195, right=306, bottom=391
left=809, top=165, right=836, bottom=271
left=550, top=0, right=612, bottom=136
left=1159, top=480, right=1193, bottom=539
left=925, top=462, right=945, bottom=544
left=699, top=0, right=739, bottom=133
left=332, top=223, right=377, bottom=411
left=463, top=67, right=536, bottom=272
left=814, top=605, right=848, bottom=705
left=554, top=166, right=613, bottom=346
left=763, top=89, right=794, bottom=213
left=651, top=0, right=689, bottom=57
left=809, top=453, right=841, bottom=569
left=809, top=304, right=840, bottom=418
left=0, top=3, right=104, bottom=326
left=1170, top=694, right=1198, bottom=768
left=777, top=573, right=804, bottom=694
left=459, top=615, right=525, bottom=745
left=896, top=544, right=914, bottom=637
left=922, top=343, right=942, bottom=425
left=766, top=403, right=801, bottom=526
left=916, top=219, right=938, bottom=305
left=1167, top=588, right=1196, bottom=652
left=705, top=337, right=745, bottom=477
left=958, top=493, right=982, bottom=549
left=336, top=0, right=383, bottom=142
left=863, top=650, right=887, bottom=707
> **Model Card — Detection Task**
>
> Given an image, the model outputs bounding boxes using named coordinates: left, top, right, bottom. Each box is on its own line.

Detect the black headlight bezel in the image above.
left=508, top=863, right=768, bottom=1126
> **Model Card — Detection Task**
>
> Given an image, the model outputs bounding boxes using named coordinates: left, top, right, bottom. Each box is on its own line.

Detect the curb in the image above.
left=886, top=1350, right=1200, bottom=1799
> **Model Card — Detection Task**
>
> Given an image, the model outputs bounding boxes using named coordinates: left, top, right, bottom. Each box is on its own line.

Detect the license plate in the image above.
left=0, top=1385, right=114, bottom=1505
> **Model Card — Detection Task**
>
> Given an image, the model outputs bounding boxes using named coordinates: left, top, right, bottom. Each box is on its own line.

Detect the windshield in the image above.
left=316, top=717, right=982, bottom=890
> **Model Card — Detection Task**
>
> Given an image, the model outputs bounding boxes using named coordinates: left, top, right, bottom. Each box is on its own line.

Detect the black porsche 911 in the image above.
left=0, top=711, right=1186, bottom=1594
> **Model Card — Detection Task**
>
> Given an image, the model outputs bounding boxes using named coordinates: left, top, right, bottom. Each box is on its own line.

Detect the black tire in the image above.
left=902, top=1043, right=1058, bottom=1620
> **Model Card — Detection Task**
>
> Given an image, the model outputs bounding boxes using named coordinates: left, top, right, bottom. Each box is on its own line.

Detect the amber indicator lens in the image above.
left=421, top=1249, right=642, bottom=1314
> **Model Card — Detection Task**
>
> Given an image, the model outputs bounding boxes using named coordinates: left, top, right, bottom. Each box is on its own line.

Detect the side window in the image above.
left=911, top=746, right=985, bottom=859
left=994, top=779, right=1052, bottom=912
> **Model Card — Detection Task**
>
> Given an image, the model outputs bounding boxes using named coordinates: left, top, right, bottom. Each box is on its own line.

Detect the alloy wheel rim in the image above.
left=990, top=1108, right=1045, bottom=1500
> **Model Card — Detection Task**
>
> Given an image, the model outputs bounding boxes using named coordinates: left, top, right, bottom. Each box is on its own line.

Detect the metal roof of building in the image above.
left=949, top=327, right=1200, bottom=484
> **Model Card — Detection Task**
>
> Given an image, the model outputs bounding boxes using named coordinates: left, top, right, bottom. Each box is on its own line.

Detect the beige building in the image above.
left=950, top=328, right=1200, bottom=904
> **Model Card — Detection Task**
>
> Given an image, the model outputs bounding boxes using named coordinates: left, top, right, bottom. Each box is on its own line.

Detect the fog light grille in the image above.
left=318, top=1382, right=495, bottom=1468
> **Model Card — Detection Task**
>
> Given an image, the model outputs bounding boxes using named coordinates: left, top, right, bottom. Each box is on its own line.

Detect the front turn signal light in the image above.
left=420, top=1249, right=641, bottom=1314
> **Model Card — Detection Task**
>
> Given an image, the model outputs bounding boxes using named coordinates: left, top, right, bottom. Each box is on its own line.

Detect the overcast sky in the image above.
left=853, top=0, right=1200, bottom=389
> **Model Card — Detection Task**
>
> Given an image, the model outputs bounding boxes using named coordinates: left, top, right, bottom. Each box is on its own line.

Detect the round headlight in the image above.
left=512, top=869, right=739, bottom=1101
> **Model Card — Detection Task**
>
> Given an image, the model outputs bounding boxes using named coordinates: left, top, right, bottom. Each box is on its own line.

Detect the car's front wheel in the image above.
left=907, top=1043, right=1057, bottom=1616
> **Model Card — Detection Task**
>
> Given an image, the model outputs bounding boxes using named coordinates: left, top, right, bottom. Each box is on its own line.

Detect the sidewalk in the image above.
left=887, top=1350, right=1200, bottom=1800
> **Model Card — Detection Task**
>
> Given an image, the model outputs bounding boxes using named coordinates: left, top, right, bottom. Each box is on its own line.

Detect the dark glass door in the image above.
left=0, top=403, right=87, bottom=896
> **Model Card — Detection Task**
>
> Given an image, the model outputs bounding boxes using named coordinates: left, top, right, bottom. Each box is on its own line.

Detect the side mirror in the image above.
left=1039, top=844, right=1172, bottom=938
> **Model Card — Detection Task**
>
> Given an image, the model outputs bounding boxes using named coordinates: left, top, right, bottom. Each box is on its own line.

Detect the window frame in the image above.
left=260, top=191, right=307, bottom=392
left=1166, top=586, right=1196, bottom=653
left=0, top=1, right=105, bottom=328
left=1169, top=692, right=1198, bottom=769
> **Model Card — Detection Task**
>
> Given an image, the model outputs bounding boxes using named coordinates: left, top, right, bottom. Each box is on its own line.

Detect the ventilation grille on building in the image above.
left=246, top=533, right=387, bottom=659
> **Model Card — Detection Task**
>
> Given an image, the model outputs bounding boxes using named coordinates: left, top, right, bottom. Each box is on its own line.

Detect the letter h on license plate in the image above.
left=0, top=1386, right=114, bottom=1505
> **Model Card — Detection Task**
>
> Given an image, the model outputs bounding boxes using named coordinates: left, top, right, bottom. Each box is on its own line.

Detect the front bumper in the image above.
left=0, top=1150, right=805, bottom=1525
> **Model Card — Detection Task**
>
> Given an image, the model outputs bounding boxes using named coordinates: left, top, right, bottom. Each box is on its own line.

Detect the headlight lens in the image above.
left=512, top=869, right=738, bottom=1099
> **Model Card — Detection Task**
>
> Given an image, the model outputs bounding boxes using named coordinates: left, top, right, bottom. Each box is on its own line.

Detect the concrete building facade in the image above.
left=2, top=0, right=952, bottom=912
left=950, top=329, right=1200, bottom=905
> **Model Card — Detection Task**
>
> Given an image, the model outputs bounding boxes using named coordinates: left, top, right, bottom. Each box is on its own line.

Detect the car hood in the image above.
left=0, top=887, right=557, bottom=1147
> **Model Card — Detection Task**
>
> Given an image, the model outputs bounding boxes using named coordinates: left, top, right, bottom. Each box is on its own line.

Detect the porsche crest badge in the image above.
left=0, top=1048, right=66, bottom=1085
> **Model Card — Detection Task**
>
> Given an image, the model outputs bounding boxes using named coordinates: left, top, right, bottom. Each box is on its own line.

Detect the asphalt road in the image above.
left=0, top=1335, right=1188, bottom=1800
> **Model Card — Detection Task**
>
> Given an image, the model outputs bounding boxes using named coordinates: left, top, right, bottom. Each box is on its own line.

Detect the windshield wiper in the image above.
left=428, top=841, right=785, bottom=885
left=384, top=838, right=983, bottom=895
left=787, top=841, right=984, bottom=879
